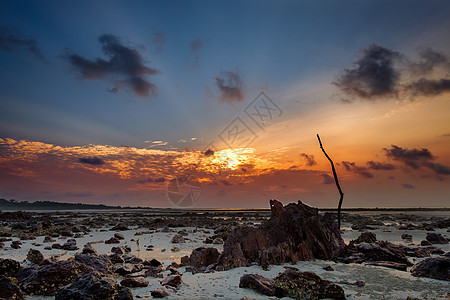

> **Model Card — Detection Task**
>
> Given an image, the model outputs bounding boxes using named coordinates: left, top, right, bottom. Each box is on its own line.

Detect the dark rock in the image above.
left=118, top=286, right=134, bottom=300
left=431, top=248, right=445, bottom=255
left=273, top=268, right=345, bottom=300
left=352, top=232, right=377, bottom=244
left=43, top=236, right=55, bottom=243
left=0, top=211, right=30, bottom=221
left=75, top=254, right=113, bottom=274
left=144, top=266, right=163, bottom=278
left=145, top=258, right=162, bottom=267
left=180, top=256, right=189, bottom=266
left=61, top=230, right=74, bottom=237
left=114, top=233, right=125, bottom=240
left=337, top=280, right=365, bottom=287
left=18, top=260, right=93, bottom=296
left=111, top=246, right=125, bottom=254
left=177, top=229, right=189, bottom=236
left=11, top=241, right=22, bottom=249
left=421, top=240, right=432, bottom=246
left=411, top=257, right=450, bottom=281
left=120, top=276, right=149, bottom=287
left=115, top=264, right=143, bottom=276
left=27, top=249, right=44, bottom=264
left=0, top=275, right=24, bottom=300
left=365, top=261, right=408, bottom=271
left=401, top=233, right=412, bottom=240
left=239, top=274, right=275, bottom=296
left=212, top=238, right=224, bottom=244
left=111, top=223, right=129, bottom=231
left=123, top=254, right=143, bottom=264
left=426, top=233, right=448, bottom=244
left=151, top=286, right=171, bottom=298
left=82, top=244, right=98, bottom=255
left=170, top=234, right=185, bottom=243
left=0, top=242, right=4, bottom=248
left=323, top=265, right=334, bottom=271
left=161, top=275, right=182, bottom=288
left=55, top=273, right=129, bottom=300
left=109, top=254, right=125, bottom=264
left=160, top=226, right=170, bottom=233
left=218, top=200, right=343, bottom=270
left=62, top=239, right=78, bottom=251
left=204, top=237, right=213, bottom=244
left=51, top=243, right=62, bottom=249
left=189, top=247, right=220, bottom=269
left=105, top=237, right=121, bottom=244
left=0, top=258, right=21, bottom=277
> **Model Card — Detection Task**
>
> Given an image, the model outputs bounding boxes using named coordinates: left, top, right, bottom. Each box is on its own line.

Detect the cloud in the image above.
left=401, top=183, right=415, bottom=189
left=79, top=156, right=105, bottom=165
left=63, top=34, right=159, bottom=97
left=366, top=160, right=395, bottom=170
left=300, top=153, right=316, bottom=166
left=214, top=70, right=244, bottom=103
left=406, top=78, right=450, bottom=96
left=320, top=173, right=334, bottom=184
left=154, top=177, right=166, bottom=183
left=384, top=145, right=450, bottom=175
left=150, top=30, right=165, bottom=54
left=333, top=44, right=401, bottom=100
left=221, top=179, right=232, bottom=186
left=0, top=26, right=46, bottom=62
left=408, top=48, right=449, bottom=75
left=341, top=161, right=374, bottom=178
left=204, top=149, right=214, bottom=157
left=190, top=38, right=203, bottom=66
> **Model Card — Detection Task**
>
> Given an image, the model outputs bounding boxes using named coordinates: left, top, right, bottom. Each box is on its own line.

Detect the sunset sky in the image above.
left=1, top=0, right=450, bottom=208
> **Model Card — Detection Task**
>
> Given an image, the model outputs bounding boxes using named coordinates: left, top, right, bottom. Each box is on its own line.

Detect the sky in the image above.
left=1, top=0, right=450, bottom=208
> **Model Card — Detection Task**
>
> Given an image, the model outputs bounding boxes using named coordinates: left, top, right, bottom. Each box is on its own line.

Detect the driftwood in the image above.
left=317, top=134, right=344, bottom=229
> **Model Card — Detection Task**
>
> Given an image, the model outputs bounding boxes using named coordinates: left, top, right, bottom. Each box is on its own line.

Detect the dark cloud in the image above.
left=0, top=26, right=46, bottom=62
left=409, top=48, right=449, bottom=75
left=320, top=174, right=334, bottom=184
left=300, top=153, right=316, bottom=166
left=151, top=30, right=165, bottom=54
left=190, top=38, right=203, bottom=66
left=204, top=149, right=214, bottom=157
left=366, top=160, right=396, bottom=170
left=401, top=183, right=415, bottom=189
left=154, top=177, right=166, bottom=183
left=406, top=78, right=450, bottom=96
left=214, top=70, right=244, bottom=103
left=137, top=177, right=153, bottom=183
left=341, top=161, right=374, bottom=178
left=63, top=34, right=159, bottom=97
left=221, top=180, right=232, bottom=186
left=384, top=145, right=450, bottom=176
left=333, top=44, right=401, bottom=100
left=79, top=156, right=104, bottom=165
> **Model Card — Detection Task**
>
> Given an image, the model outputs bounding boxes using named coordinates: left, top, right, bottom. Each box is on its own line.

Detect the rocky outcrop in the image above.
left=120, top=276, right=149, bottom=287
left=0, top=276, right=24, bottom=300
left=239, top=274, right=275, bottom=296
left=218, top=200, right=344, bottom=270
left=55, top=273, right=133, bottom=300
left=27, top=249, right=44, bottom=264
left=426, top=233, right=448, bottom=244
left=161, top=275, right=182, bottom=288
left=188, top=247, right=220, bottom=269
left=74, top=254, right=113, bottom=274
left=410, top=257, right=450, bottom=281
left=0, top=258, right=21, bottom=277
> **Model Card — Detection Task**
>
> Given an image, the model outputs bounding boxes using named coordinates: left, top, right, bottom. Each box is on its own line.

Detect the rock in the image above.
left=421, top=240, right=432, bottom=246
left=109, top=253, right=125, bottom=264
left=410, top=257, right=450, bottom=281
left=161, top=275, right=182, bottom=288
left=365, top=261, right=408, bottom=271
left=18, top=260, right=93, bottom=296
left=43, top=236, right=55, bottom=243
left=180, top=256, right=189, bottom=266
left=151, top=286, right=171, bottom=298
left=11, top=241, right=22, bottom=249
left=111, top=223, right=129, bottom=231
left=353, top=232, right=377, bottom=244
left=426, top=233, right=449, bottom=244
left=204, top=237, right=213, bottom=244
left=118, top=286, right=134, bottom=300
left=61, top=230, right=74, bottom=237
left=0, top=258, right=21, bottom=277
left=147, top=258, right=162, bottom=267
left=55, top=273, right=131, bottom=300
left=170, top=234, right=185, bottom=243
left=19, top=233, right=35, bottom=240
left=144, top=266, right=164, bottom=278
left=0, top=276, right=24, bottom=300
left=27, top=249, right=44, bottom=264
left=273, top=268, right=346, bottom=300
left=218, top=200, right=343, bottom=270
left=323, top=265, right=334, bottom=271
left=120, top=276, right=149, bottom=287
left=0, top=242, right=4, bottom=249
left=75, top=254, right=113, bottom=274
left=212, top=238, right=224, bottom=244
left=111, top=246, right=125, bottom=254
left=62, top=239, right=78, bottom=251
left=337, top=280, right=365, bottom=287
left=105, top=237, right=121, bottom=244
left=123, top=254, right=143, bottom=264
left=239, top=274, right=275, bottom=296
left=401, top=233, right=412, bottom=240
left=82, top=244, right=98, bottom=255
left=114, top=233, right=125, bottom=240
left=160, top=226, right=170, bottom=233
left=115, top=264, right=143, bottom=276
left=189, top=247, right=220, bottom=269
left=177, top=229, right=189, bottom=236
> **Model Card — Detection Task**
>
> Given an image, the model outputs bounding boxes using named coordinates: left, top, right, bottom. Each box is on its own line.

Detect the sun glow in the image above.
left=205, top=148, right=252, bottom=171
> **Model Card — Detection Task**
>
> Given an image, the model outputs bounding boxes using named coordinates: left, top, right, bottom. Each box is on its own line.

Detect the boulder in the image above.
left=239, top=274, right=275, bottom=296
left=161, top=275, right=182, bottom=288
left=27, top=249, right=44, bottom=264
left=120, top=276, right=149, bottom=287
left=426, top=233, right=448, bottom=244
left=82, top=244, right=98, bottom=255
left=74, top=254, right=113, bottom=274
left=212, top=238, right=224, bottom=244
left=114, top=233, right=125, bottom=240
left=273, top=268, right=345, bottom=300
left=352, top=232, right=377, bottom=244
left=0, top=275, right=24, bottom=300
left=105, top=237, right=121, bottom=244
left=189, top=247, right=220, bottom=269
left=170, top=234, right=185, bottom=243
left=0, top=258, right=21, bottom=277
left=18, top=260, right=93, bottom=296
left=43, top=236, right=55, bottom=243
left=218, top=200, right=343, bottom=270
left=401, top=233, right=412, bottom=240
left=151, top=286, right=171, bottom=298
left=55, top=273, right=132, bottom=300
left=62, top=239, right=78, bottom=251
left=410, top=257, right=450, bottom=281
left=111, top=224, right=129, bottom=231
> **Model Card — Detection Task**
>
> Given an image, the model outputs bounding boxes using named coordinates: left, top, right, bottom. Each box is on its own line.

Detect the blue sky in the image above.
left=1, top=0, right=450, bottom=207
